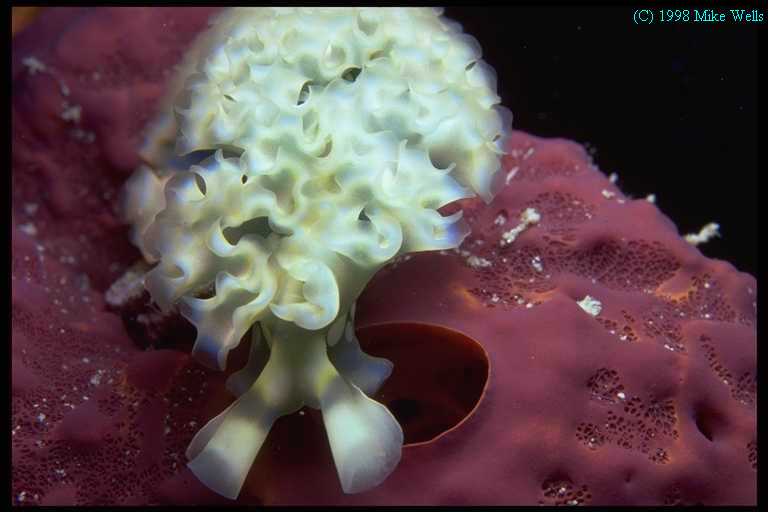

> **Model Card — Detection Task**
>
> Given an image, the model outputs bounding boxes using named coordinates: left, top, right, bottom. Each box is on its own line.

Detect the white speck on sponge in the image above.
left=105, top=265, right=148, bottom=307
left=684, top=222, right=720, bottom=246
left=71, top=128, right=96, bottom=143
left=466, top=255, right=492, bottom=269
left=61, top=104, right=82, bottom=123
left=24, top=203, right=39, bottom=216
left=645, top=194, right=656, bottom=203
left=577, top=295, right=602, bottom=317
left=19, top=222, right=37, bottom=236
left=493, top=213, right=507, bottom=226
left=608, top=172, right=618, bottom=183
left=500, top=207, right=540, bottom=247
left=531, top=255, right=543, bottom=272
left=59, top=80, right=70, bottom=97
left=601, top=189, right=616, bottom=199
left=22, top=56, right=46, bottom=75
left=505, top=166, right=519, bottom=185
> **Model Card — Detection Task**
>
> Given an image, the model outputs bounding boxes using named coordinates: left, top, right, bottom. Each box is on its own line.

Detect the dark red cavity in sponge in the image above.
left=12, top=7, right=755, bottom=506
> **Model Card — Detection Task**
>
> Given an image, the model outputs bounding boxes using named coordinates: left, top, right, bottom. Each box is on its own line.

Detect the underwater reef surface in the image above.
left=11, top=7, right=756, bottom=506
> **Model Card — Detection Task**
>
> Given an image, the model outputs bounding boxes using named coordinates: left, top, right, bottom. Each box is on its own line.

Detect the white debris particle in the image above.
left=37, top=413, right=46, bottom=423
left=601, top=189, right=616, bottom=199
left=525, top=302, right=534, bottom=309
left=608, top=172, right=618, bottom=183
left=505, top=166, right=519, bottom=185
left=523, top=207, right=540, bottom=223
left=59, top=80, right=70, bottom=96
left=71, top=128, right=96, bottom=143
left=89, top=371, right=102, bottom=386
left=531, top=255, right=543, bottom=272
left=500, top=208, right=541, bottom=247
left=466, top=255, right=492, bottom=269
left=577, top=295, right=602, bottom=317
left=61, top=104, right=82, bottom=123
left=490, top=293, right=500, bottom=303
left=299, top=410, right=306, bottom=416
left=82, top=357, right=90, bottom=364
left=189, top=421, right=197, bottom=427
left=105, top=264, right=149, bottom=307
left=494, top=213, right=507, bottom=226
left=24, top=203, right=39, bottom=216
left=54, top=468, right=67, bottom=477
left=645, top=194, right=656, bottom=203
left=617, top=392, right=626, bottom=400
left=22, top=56, right=46, bottom=74
left=523, top=147, right=535, bottom=159
left=19, top=222, right=37, bottom=236
left=684, top=222, right=720, bottom=246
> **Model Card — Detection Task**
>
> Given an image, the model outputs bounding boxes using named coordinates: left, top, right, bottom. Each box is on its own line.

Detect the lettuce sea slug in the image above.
left=121, top=7, right=510, bottom=499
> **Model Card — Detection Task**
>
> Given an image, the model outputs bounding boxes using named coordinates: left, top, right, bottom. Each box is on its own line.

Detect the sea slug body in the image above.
left=121, top=7, right=510, bottom=499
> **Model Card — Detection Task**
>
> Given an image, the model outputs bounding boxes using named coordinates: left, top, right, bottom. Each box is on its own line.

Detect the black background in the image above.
left=445, top=6, right=758, bottom=276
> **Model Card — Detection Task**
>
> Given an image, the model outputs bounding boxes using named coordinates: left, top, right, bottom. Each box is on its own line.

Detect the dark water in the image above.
left=446, top=6, right=758, bottom=276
